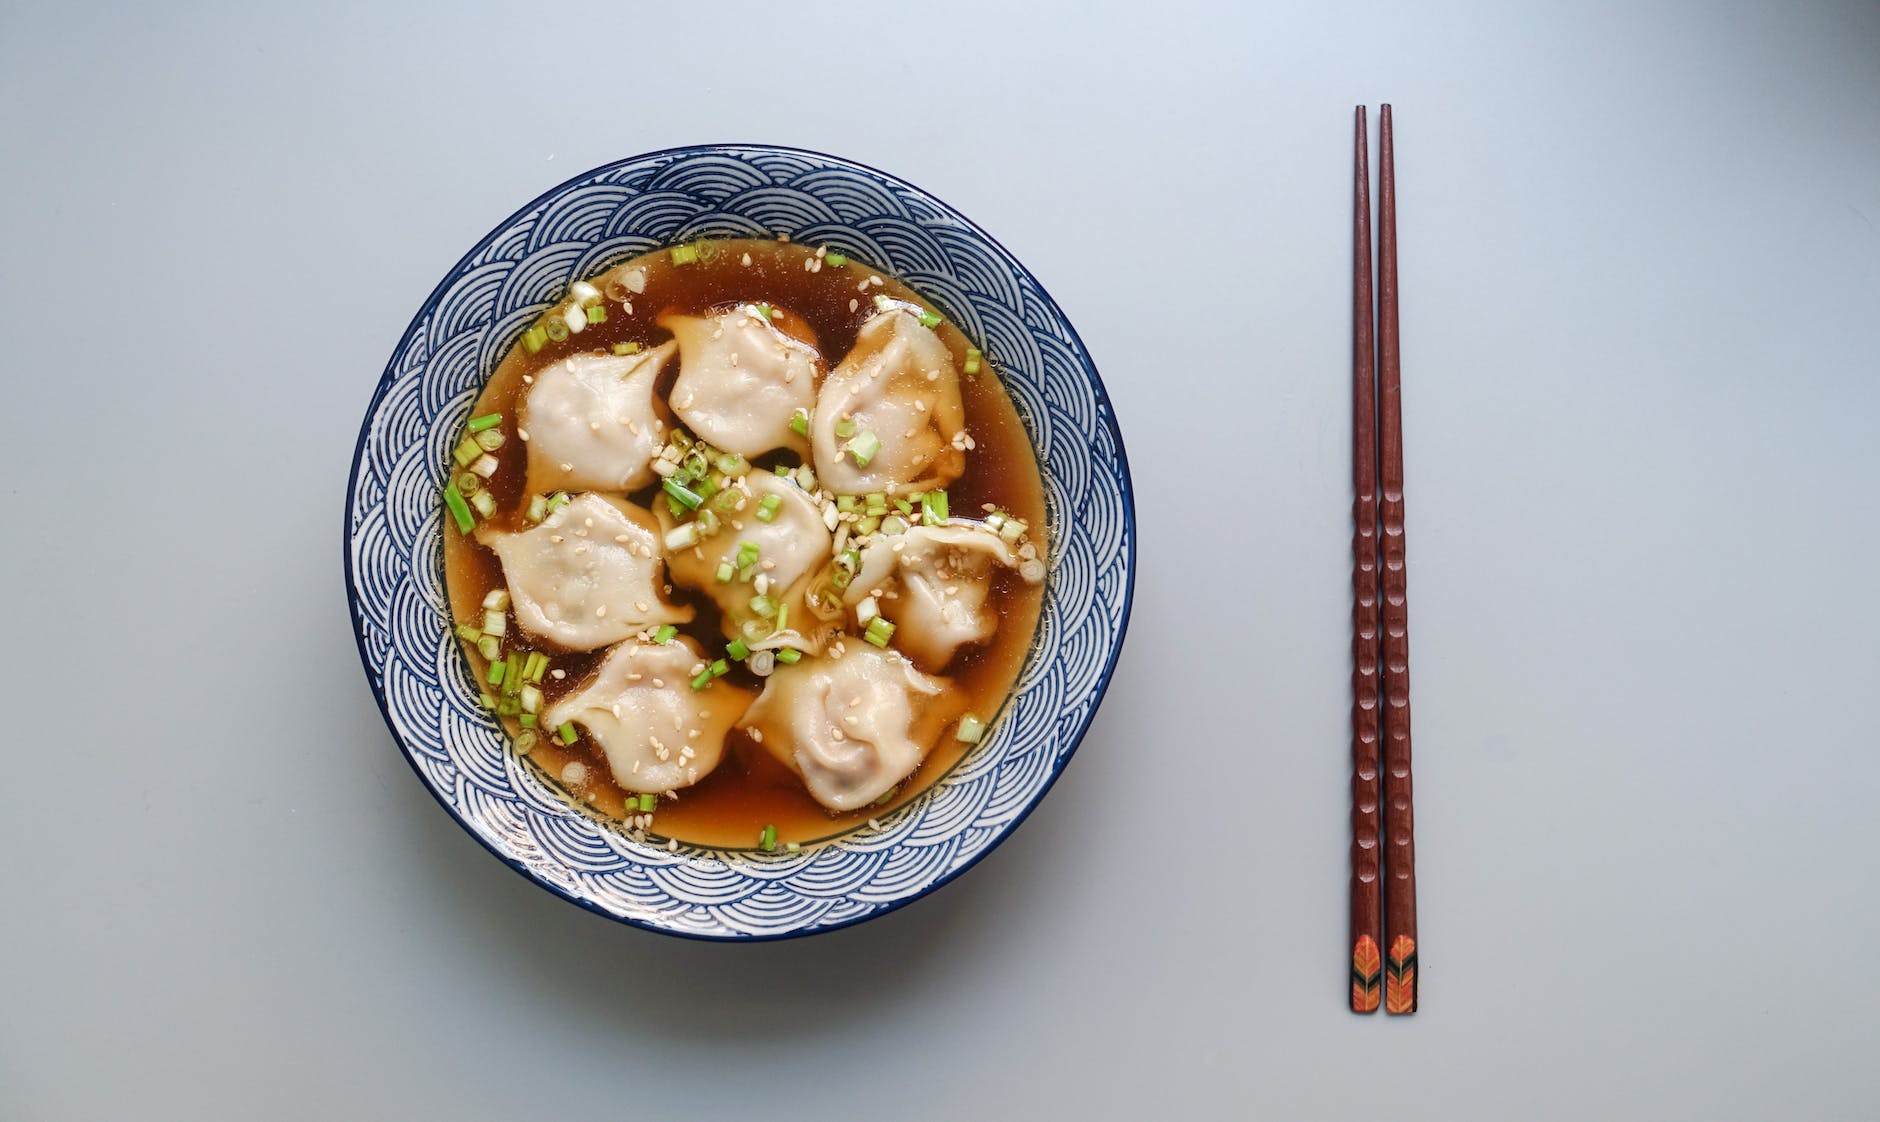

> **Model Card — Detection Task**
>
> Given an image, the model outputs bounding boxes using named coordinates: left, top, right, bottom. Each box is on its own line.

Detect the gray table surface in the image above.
left=5, top=2, right=1878, bottom=1119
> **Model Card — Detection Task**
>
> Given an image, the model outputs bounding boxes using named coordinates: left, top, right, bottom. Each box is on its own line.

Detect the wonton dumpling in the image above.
left=741, top=644, right=947, bottom=811
left=812, top=308, right=966, bottom=495
left=660, top=470, right=836, bottom=652
left=845, top=525, right=1034, bottom=671
left=659, top=305, right=823, bottom=458
left=520, top=344, right=674, bottom=494
left=477, top=493, right=690, bottom=651
left=542, top=638, right=753, bottom=794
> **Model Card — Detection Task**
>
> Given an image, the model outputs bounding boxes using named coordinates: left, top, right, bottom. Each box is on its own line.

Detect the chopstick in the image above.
left=1375, top=104, right=1419, bottom=1015
left=1347, top=105, right=1385, bottom=1016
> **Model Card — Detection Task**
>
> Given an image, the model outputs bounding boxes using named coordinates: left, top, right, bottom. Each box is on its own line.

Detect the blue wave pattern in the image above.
left=346, top=146, right=1133, bottom=939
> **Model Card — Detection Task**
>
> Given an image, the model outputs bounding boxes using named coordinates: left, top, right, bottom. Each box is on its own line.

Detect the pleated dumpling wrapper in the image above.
left=811, top=307, right=966, bottom=496
left=658, top=305, right=823, bottom=459
left=659, top=469, right=834, bottom=654
left=844, top=524, right=1040, bottom=672
left=477, top=493, right=691, bottom=651
left=519, top=343, right=674, bottom=494
left=740, top=643, right=952, bottom=811
left=541, top=637, right=754, bottom=794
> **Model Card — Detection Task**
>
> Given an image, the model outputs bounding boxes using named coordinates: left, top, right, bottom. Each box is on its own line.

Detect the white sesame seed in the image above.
left=595, top=604, right=607, bottom=617
left=551, top=669, right=566, bottom=680
left=652, top=678, right=664, bottom=688
left=635, top=600, right=649, bottom=612
left=517, top=428, right=530, bottom=441
left=748, top=728, right=763, bottom=743
left=849, top=298, right=859, bottom=312
left=560, top=462, right=573, bottom=471
left=741, top=253, right=752, bottom=266
left=616, top=534, right=631, bottom=543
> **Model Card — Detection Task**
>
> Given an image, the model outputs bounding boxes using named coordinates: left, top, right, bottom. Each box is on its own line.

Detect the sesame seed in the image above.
left=667, top=838, right=679, bottom=851
left=560, top=462, right=573, bottom=471
left=522, top=374, right=534, bottom=385
left=595, top=604, right=607, bottom=617
left=868, top=818, right=882, bottom=830
left=831, top=728, right=845, bottom=742
left=635, top=600, right=649, bottom=612
left=616, top=534, right=631, bottom=543
left=517, top=428, right=530, bottom=441
left=749, top=728, right=763, bottom=743
left=651, top=678, right=665, bottom=688
left=849, top=298, right=859, bottom=313
left=551, top=669, right=566, bottom=679
left=741, top=253, right=752, bottom=266
left=590, top=421, right=601, bottom=432
left=549, top=535, right=564, bottom=543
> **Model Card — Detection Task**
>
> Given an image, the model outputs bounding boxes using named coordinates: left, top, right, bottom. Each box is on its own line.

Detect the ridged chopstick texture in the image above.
left=1348, top=104, right=1384, bottom=1016
left=1349, top=104, right=1417, bottom=1015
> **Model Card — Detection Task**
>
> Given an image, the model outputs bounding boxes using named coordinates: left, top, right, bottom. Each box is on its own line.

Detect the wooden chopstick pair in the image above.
left=1349, top=104, right=1418, bottom=1016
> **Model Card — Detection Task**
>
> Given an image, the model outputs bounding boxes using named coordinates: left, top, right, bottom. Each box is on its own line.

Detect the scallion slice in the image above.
left=585, top=303, right=607, bottom=324
left=467, top=413, right=503, bottom=433
left=557, top=721, right=578, bottom=745
left=522, top=325, right=548, bottom=353
left=503, top=652, right=523, bottom=698
left=963, top=346, right=982, bottom=375
left=526, top=495, right=548, bottom=522
left=662, top=479, right=703, bottom=511
left=726, top=638, right=750, bottom=661
left=855, top=515, right=881, bottom=536
left=755, top=493, right=783, bottom=523
left=476, top=635, right=501, bottom=661
left=479, top=693, right=496, bottom=710
left=735, top=541, right=760, bottom=570
left=863, top=617, right=896, bottom=648
left=715, top=451, right=749, bottom=475
left=519, top=684, right=543, bottom=714
left=452, top=439, right=481, bottom=468
left=892, top=498, right=913, bottom=516
left=654, top=624, right=678, bottom=644
left=826, top=252, right=848, bottom=266
left=483, top=588, right=510, bottom=611
left=670, top=243, right=699, bottom=265
left=638, top=793, right=657, bottom=813
left=613, top=340, right=641, bottom=356
left=544, top=318, right=569, bottom=342
left=690, top=668, right=714, bottom=690
left=473, top=427, right=506, bottom=452
left=518, top=713, right=537, bottom=729
left=864, top=492, right=888, bottom=516
left=496, top=696, right=521, bottom=717
left=846, top=431, right=880, bottom=467
left=917, top=309, right=942, bottom=328
left=749, top=594, right=777, bottom=619
left=957, top=715, right=986, bottom=744
left=715, top=561, right=734, bottom=583
left=455, top=623, right=482, bottom=642
left=487, top=660, right=506, bottom=686
left=759, top=824, right=777, bottom=852
left=710, top=659, right=729, bottom=678
left=482, top=610, right=506, bottom=636
left=443, top=483, right=474, bottom=534
left=776, top=648, right=803, bottom=665
left=880, top=514, right=908, bottom=536
left=922, top=489, right=949, bottom=525
left=836, top=495, right=859, bottom=514
left=469, top=489, right=497, bottom=518
left=788, top=409, right=809, bottom=437
left=834, top=419, right=857, bottom=440
left=545, top=492, right=569, bottom=515
left=838, top=548, right=861, bottom=572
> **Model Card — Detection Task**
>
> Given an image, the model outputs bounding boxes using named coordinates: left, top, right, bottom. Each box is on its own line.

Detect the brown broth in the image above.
left=443, top=239, right=1047, bottom=850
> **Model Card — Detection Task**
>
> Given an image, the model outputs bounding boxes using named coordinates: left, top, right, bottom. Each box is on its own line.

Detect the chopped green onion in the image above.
left=483, top=588, right=510, bottom=611
left=774, top=601, right=789, bottom=633
left=690, top=668, right=714, bottom=690
left=443, top=483, right=474, bottom=534
left=503, top=652, right=523, bottom=698
left=826, top=252, right=848, bottom=267
left=865, top=492, right=888, bottom=516
left=694, top=238, right=719, bottom=262
left=785, top=841, right=801, bottom=852
left=873, top=293, right=895, bottom=313
left=917, top=309, right=942, bottom=329
left=855, top=515, right=881, bottom=536
left=476, top=635, right=501, bottom=661
left=749, top=594, right=777, bottom=618
left=638, top=793, right=657, bottom=813
left=726, top=638, right=750, bottom=661
left=776, top=648, right=803, bottom=665
left=892, top=498, right=913, bottom=516
left=487, top=660, right=507, bottom=686
left=613, top=340, right=642, bottom=356
left=709, top=561, right=731, bottom=585
left=585, top=303, right=607, bottom=324
left=474, top=428, right=507, bottom=454
left=470, top=454, right=500, bottom=479
left=479, top=693, right=496, bottom=710
left=984, top=511, right=1008, bottom=533
left=741, top=617, right=775, bottom=641
left=957, top=715, right=986, bottom=744
left=557, top=721, right=578, bottom=745
left=755, top=494, right=783, bottom=523
left=736, top=541, right=760, bottom=570
left=654, top=624, right=678, bottom=644
left=469, top=489, right=497, bottom=518
left=838, top=548, right=862, bottom=572
left=715, top=452, right=749, bottom=475
left=515, top=729, right=538, bottom=753
left=467, top=413, right=503, bottom=433
left=863, top=617, right=897, bottom=648
left=523, top=651, right=547, bottom=683
left=544, top=317, right=569, bottom=342
left=545, top=492, right=570, bottom=516
left=522, top=325, right=548, bottom=354
left=836, top=495, right=859, bottom=514
left=497, top=696, right=521, bottom=717
left=526, top=495, right=548, bottom=522
left=829, top=570, right=852, bottom=592
left=834, top=418, right=857, bottom=439
left=452, top=439, right=481, bottom=468
left=1000, top=518, right=1026, bottom=544
left=519, top=684, right=543, bottom=714
left=518, top=713, right=537, bottom=729
left=662, top=478, right=703, bottom=511
left=455, top=623, right=482, bottom=642
left=873, top=788, right=896, bottom=807
left=963, top=346, right=982, bottom=375
left=788, top=410, right=809, bottom=437
left=759, top=824, right=777, bottom=852
left=692, top=475, right=720, bottom=503
left=483, top=610, right=506, bottom=636
left=454, top=471, right=481, bottom=495
left=880, top=515, right=909, bottom=536
left=670, top=243, right=699, bottom=265
left=847, top=431, right=880, bottom=467
left=922, top=489, right=949, bottom=524
left=753, top=303, right=774, bottom=320
left=710, top=659, right=729, bottom=678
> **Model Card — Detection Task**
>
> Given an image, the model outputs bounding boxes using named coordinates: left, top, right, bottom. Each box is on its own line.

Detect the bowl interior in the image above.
left=346, top=145, right=1134, bottom=939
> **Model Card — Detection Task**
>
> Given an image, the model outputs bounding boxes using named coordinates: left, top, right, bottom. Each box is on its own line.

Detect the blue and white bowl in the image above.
left=345, top=145, right=1134, bottom=940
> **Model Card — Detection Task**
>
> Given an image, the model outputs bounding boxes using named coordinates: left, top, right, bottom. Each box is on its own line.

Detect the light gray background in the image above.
left=3, top=2, right=1876, bottom=1118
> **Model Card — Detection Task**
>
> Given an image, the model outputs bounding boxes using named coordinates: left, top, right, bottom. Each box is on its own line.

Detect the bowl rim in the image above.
left=343, top=142, right=1136, bottom=940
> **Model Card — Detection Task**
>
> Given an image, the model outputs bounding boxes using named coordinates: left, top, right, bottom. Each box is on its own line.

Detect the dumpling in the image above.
left=542, top=637, right=754, bottom=794
left=741, top=644, right=948, bottom=811
left=659, top=470, right=835, bottom=652
left=844, top=525, right=1038, bottom=671
left=520, top=343, right=674, bottom=494
left=477, top=493, right=691, bottom=651
left=658, top=305, right=823, bottom=458
left=812, top=307, right=966, bottom=495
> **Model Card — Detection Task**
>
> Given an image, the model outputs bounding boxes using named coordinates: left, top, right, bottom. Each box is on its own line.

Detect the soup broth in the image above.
left=442, top=238, right=1047, bottom=849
